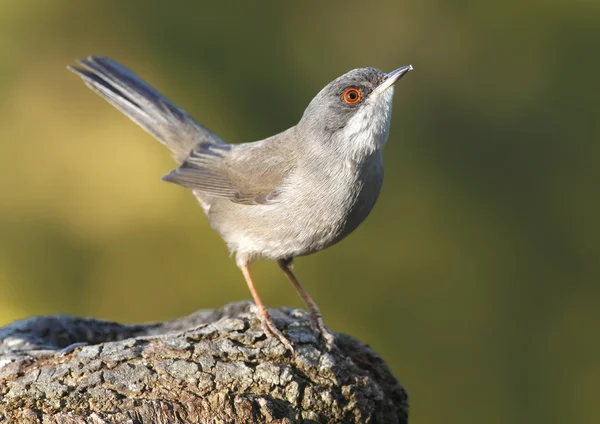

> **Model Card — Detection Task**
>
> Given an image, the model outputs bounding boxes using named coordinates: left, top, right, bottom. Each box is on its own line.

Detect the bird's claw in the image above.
left=251, top=304, right=294, bottom=353
left=309, top=313, right=335, bottom=350
left=261, top=318, right=294, bottom=353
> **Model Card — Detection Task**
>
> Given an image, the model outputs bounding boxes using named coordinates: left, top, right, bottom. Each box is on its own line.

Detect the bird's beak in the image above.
left=373, top=65, right=413, bottom=95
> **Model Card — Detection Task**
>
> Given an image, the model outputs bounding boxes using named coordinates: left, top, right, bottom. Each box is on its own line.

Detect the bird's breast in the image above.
left=205, top=152, right=383, bottom=260
left=275, top=151, right=384, bottom=256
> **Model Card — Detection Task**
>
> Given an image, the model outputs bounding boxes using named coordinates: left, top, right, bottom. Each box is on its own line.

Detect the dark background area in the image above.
left=1, top=1, right=598, bottom=423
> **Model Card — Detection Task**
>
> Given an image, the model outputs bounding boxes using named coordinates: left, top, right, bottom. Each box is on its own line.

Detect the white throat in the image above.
left=339, top=87, right=394, bottom=160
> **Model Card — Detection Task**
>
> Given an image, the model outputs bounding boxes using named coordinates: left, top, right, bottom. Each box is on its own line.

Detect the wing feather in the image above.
left=163, top=138, right=294, bottom=205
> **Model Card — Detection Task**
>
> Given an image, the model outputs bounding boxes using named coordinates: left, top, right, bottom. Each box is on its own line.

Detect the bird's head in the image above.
left=298, top=65, right=412, bottom=160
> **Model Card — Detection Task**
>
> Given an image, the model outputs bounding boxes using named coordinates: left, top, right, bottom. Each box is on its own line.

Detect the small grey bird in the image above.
left=69, top=57, right=412, bottom=351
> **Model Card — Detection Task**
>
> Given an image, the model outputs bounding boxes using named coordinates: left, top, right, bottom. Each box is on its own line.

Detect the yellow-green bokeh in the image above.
left=1, top=1, right=598, bottom=423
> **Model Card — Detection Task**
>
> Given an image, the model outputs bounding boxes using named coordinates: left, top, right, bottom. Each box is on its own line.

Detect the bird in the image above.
left=68, top=57, right=412, bottom=352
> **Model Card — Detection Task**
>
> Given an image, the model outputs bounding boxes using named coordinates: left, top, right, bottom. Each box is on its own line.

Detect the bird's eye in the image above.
left=342, top=88, right=362, bottom=105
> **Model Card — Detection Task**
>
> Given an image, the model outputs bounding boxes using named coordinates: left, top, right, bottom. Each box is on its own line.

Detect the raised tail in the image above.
left=68, top=56, right=225, bottom=163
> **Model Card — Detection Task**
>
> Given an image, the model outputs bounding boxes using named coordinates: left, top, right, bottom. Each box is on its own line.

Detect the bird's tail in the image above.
left=68, top=56, right=225, bottom=163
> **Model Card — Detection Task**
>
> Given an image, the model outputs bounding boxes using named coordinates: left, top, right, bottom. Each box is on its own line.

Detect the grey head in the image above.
left=297, top=65, right=413, bottom=160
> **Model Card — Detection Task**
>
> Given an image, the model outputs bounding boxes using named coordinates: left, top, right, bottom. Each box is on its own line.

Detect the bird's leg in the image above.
left=277, top=258, right=335, bottom=348
left=237, top=258, right=294, bottom=352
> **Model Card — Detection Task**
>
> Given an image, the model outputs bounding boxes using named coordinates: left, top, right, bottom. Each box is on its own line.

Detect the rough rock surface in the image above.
left=0, top=302, right=408, bottom=423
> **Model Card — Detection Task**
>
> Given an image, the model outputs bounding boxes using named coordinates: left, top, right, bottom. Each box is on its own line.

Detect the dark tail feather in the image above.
left=68, top=56, right=225, bottom=163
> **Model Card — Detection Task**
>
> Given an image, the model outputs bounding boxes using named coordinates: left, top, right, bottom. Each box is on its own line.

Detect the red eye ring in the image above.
left=342, top=88, right=362, bottom=105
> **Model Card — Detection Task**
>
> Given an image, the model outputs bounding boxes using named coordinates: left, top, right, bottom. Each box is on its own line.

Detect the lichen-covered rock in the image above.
left=0, top=302, right=408, bottom=423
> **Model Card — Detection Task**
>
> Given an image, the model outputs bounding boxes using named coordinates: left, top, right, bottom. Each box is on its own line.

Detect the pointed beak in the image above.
left=373, top=65, right=413, bottom=95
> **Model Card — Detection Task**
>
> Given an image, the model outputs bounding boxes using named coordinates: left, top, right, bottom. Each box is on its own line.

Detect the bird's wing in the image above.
left=69, top=56, right=226, bottom=163
left=163, top=137, right=293, bottom=205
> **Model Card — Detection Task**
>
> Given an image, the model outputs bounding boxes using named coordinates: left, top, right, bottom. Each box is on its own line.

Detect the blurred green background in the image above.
left=1, top=0, right=599, bottom=423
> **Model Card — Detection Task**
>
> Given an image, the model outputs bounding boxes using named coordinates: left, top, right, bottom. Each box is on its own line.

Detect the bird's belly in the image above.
left=204, top=156, right=383, bottom=260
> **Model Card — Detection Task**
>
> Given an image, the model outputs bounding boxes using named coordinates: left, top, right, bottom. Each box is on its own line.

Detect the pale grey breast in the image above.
left=200, top=148, right=383, bottom=260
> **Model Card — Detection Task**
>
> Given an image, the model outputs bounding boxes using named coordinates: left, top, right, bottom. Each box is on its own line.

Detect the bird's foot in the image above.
left=263, top=317, right=294, bottom=353
left=252, top=305, right=294, bottom=353
left=309, top=313, right=336, bottom=350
